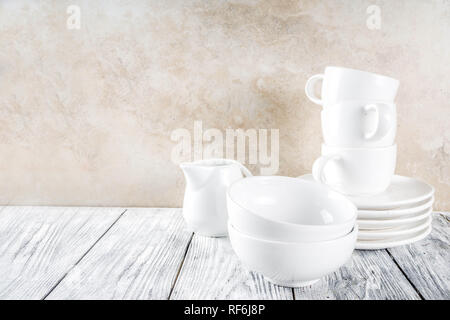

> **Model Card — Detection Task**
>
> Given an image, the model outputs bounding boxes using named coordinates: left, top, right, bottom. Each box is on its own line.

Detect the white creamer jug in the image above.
left=180, top=158, right=252, bottom=237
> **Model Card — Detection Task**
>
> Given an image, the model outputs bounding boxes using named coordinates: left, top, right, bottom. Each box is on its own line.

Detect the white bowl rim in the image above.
left=227, top=176, right=357, bottom=228
left=228, top=220, right=358, bottom=246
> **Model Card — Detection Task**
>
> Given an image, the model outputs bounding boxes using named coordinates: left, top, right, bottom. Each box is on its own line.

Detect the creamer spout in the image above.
left=180, top=162, right=214, bottom=191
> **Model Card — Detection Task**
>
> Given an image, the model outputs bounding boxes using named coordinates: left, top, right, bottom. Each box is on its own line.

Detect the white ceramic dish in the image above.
left=312, top=144, right=396, bottom=196
left=357, top=207, right=432, bottom=230
left=321, top=101, right=396, bottom=148
left=298, top=174, right=434, bottom=210
left=305, top=66, right=399, bottom=107
left=357, top=197, right=434, bottom=219
left=357, top=216, right=432, bottom=240
left=227, top=176, right=357, bottom=242
left=356, top=225, right=432, bottom=250
left=228, top=222, right=357, bottom=287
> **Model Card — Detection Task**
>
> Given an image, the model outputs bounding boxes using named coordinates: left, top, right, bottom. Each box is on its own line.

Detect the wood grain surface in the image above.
left=387, top=212, right=449, bottom=300
left=47, top=208, right=192, bottom=299
left=0, top=206, right=125, bottom=299
left=293, top=249, right=420, bottom=299
left=0, top=207, right=448, bottom=300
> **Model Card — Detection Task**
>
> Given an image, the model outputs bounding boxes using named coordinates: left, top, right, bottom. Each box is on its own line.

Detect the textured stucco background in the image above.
left=0, top=0, right=449, bottom=209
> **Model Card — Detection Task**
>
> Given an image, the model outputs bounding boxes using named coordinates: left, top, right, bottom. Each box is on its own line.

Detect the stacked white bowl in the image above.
left=305, top=66, right=434, bottom=248
left=227, top=176, right=358, bottom=287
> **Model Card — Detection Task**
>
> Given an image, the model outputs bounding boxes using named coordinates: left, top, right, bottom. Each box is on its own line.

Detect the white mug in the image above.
left=312, top=144, right=397, bottom=196
left=305, top=66, right=399, bottom=107
left=321, top=101, right=397, bottom=147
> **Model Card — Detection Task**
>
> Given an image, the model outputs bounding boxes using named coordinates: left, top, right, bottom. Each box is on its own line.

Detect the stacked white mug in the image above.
left=306, top=66, right=399, bottom=196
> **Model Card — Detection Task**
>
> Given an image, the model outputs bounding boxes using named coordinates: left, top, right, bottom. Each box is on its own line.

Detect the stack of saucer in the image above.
left=298, top=173, right=434, bottom=250
left=350, top=175, right=434, bottom=249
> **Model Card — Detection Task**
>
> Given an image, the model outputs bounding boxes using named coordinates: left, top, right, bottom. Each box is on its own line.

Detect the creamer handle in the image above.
left=228, top=159, right=253, bottom=177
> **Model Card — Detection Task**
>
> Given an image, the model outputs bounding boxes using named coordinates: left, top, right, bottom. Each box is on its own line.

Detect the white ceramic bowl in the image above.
left=228, top=222, right=357, bottom=287
left=227, top=176, right=356, bottom=242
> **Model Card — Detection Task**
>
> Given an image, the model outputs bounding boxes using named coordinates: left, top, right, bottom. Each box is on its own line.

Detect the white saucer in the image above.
left=357, top=216, right=432, bottom=240
left=297, top=174, right=434, bottom=210
left=358, top=197, right=434, bottom=219
left=356, top=225, right=432, bottom=250
left=357, top=207, right=432, bottom=230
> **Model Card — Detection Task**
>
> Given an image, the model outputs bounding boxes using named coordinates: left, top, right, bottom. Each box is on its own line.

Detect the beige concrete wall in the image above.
left=0, top=0, right=448, bottom=209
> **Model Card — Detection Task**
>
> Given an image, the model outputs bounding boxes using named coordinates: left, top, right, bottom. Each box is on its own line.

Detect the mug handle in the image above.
left=362, top=104, right=379, bottom=139
left=312, top=155, right=340, bottom=184
left=305, top=74, right=324, bottom=105
left=363, top=103, right=394, bottom=140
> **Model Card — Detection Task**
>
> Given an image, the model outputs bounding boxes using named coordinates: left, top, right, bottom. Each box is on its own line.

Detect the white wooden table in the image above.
left=0, top=207, right=448, bottom=300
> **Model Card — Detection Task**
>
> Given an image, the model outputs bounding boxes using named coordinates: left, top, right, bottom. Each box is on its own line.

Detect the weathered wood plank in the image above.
left=0, top=206, right=125, bottom=300
left=2, top=207, right=447, bottom=300
left=47, top=208, right=192, bottom=300
left=387, top=212, right=450, bottom=300
left=293, top=249, right=421, bottom=300
left=170, top=235, right=293, bottom=300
